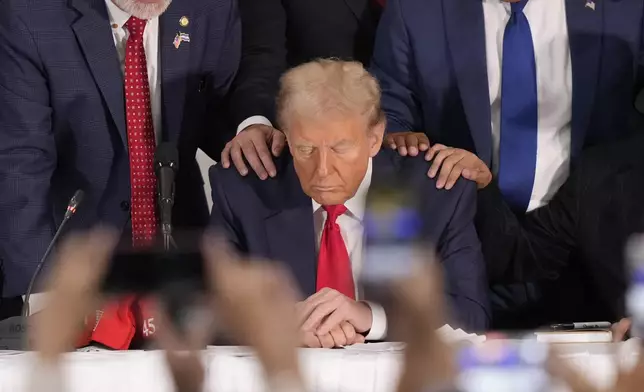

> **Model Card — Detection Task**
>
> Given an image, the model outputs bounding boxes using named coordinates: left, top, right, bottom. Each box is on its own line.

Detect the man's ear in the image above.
left=282, top=129, right=294, bottom=155
left=368, top=120, right=385, bottom=157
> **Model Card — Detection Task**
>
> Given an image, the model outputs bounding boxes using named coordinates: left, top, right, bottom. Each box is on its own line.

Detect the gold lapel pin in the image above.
left=179, top=16, right=189, bottom=27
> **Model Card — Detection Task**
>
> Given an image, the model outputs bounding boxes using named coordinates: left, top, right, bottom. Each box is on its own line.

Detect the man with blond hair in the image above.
left=210, top=59, right=490, bottom=347
left=0, top=0, right=240, bottom=349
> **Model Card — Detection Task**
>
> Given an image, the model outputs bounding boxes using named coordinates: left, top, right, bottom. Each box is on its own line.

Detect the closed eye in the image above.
left=332, top=141, right=354, bottom=153
left=297, top=146, right=314, bottom=156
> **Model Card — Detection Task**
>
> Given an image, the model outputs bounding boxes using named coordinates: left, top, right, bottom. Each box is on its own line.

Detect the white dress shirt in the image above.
left=311, top=159, right=387, bottom=340
left=483, top=0, right=572, bottom=211
left=105, top=0, right=163, bottom=144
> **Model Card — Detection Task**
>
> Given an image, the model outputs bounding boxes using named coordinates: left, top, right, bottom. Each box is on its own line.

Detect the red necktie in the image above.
left=82, top=17, right=158, bottom=350
left=375, top=0, right=385, bottom=6
left=123, top=16, right=158, bottom=245
left=316, top=205, right=356, bottom=299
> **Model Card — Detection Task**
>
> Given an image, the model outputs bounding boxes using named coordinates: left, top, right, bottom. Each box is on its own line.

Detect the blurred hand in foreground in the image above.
left=548, top=343, right=644, bottom=392
left=30, top=228, right=118, bottom=360
left=154, top=303, right=212, bottom=392
left=612, top=318, right=632, bottom=342
left=202, top=236, right=303, bottom=381
left=28, top=228, right=117, bottom=392
left=392, top=254, right=457, bottom=392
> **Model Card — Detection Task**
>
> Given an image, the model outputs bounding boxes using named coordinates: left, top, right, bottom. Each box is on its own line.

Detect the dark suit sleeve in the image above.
left=0, top=8, right=56, bottom=297
left=208, top=166, right=245, bottom=252
left=476, top=171, right=579, bottom=285
left=227, top=0, right=287, bottom=127
left=633, top=8, right=644, bottom=130
left=439, top=182, right=491, bottom=331
left=369, top=0, right=423, bottom=133
left=212, top=0, right=243, bottom=101
left=200, top=0, right=243, bottom=160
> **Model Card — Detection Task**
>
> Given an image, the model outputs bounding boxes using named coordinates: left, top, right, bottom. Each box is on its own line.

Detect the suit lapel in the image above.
left=264, top=163, right=318, bottom=297
left=159, top=2, right=193, bottom=143
left=444, top=0, right=492, bottom=165
left=71, top=0, right=127, bottom=148
left=265, top=206, right=317, bottom=297
left=565, top=0, right=603, bottom=158
left=343, top=0, right=368, bottom=20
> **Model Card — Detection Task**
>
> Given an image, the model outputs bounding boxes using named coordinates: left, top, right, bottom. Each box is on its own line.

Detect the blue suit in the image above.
left=0, top=0, right=241, bottom=297
left=372, top=0, right=644, bottom=166
left=209, top=150, right=491, bottom=331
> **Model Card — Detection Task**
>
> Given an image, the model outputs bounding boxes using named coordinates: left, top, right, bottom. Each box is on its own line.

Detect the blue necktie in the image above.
left=498, top=0, right=538, bottom=213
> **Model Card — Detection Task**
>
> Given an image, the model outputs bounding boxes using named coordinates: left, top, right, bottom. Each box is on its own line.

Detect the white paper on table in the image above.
left=338, top=349, right=379, bottom=391
left=344, top=325, right=486, bottom=352
left=300, top=348, right=345, bottom=391
left=436, top=324, right=487, bottom=344
left=344, top=342, right=406, bottom=352
left=0, top=350, right=28, bottom=356
left=206, top=345, right=255, bottom=357
left=618, top=338, right=641, bottom=371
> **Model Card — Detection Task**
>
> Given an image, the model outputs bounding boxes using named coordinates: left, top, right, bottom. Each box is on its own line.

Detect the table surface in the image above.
left=0, top=341, right=639, bottom=392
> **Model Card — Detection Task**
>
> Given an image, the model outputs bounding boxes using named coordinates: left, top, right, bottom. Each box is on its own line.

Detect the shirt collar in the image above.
left=105, top=0, right=131, bottom=28
left=311, top=158, right=373, bottom=221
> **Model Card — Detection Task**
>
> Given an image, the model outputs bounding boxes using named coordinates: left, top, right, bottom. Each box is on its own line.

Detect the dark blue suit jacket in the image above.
left=372, top=0, right=644, bottom=166
left=0, top=0, right=240, bottom=297
left=209, top=150, right=491, bottom=331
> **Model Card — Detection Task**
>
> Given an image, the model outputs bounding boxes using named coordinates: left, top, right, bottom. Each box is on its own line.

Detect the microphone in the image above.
left=0, top=190, right=84, bottom=351
left=154, top=143, right=179, bottom=251
left=22, top=190, right=85, bottom=318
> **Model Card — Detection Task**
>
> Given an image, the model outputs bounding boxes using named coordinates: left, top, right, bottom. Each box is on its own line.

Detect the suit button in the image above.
left=120, top=201, right=130, bottom=212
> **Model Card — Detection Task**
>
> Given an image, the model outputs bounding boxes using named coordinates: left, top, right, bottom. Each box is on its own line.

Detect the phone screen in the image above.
left=457, top=340, right=551, bottom=392
left=102, top=250, right=206, bottom=294
left=359, top=177, right=428, bottom=339
left=361, top=179, right=424, bottom=284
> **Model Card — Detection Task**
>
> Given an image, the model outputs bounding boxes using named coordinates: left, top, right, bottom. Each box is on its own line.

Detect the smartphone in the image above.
left=102, top=250, right=206, bottom=294
left=361, top=175, right=424, bottom=282
left=457, top=340, right=551, bottom=392
left=360, top=175, right=428, bottom=339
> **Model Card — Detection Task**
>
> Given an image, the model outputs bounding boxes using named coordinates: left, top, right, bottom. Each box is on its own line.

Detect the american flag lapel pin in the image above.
left=173, top=32, right=191, bottom=49
left=585, top=0, right=595, bottom=10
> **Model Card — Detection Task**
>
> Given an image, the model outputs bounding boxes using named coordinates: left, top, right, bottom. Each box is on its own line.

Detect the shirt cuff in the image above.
left=22, top=293, right=49, bottom=316
left=363, top=301, right=388, bottom=340
left=237, top=116, right=273, bottom=135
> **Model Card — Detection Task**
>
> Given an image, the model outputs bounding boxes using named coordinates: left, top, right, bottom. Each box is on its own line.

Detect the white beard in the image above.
left=111, top=0, right=172, bottom=20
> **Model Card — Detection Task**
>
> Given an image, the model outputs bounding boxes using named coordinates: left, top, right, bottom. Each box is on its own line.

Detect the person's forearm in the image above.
left=476, top=184, right=521, bottom=283
left=449, top=295, right=490, bottom=332
left=229, top=0, right=287, bottom=126
left=476, top=180, right=577, bottom=284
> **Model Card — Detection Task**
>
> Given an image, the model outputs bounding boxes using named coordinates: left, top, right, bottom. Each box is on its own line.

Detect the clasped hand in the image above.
left=297, top=288, right=373, bottom=348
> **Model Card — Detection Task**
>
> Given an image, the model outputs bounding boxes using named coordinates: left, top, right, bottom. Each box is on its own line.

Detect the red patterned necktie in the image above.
left=123, top=16, right=158, bottom=245
left=82, top=17, right=157, bottom=350
left=316, top=205, right=356, bottom=299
